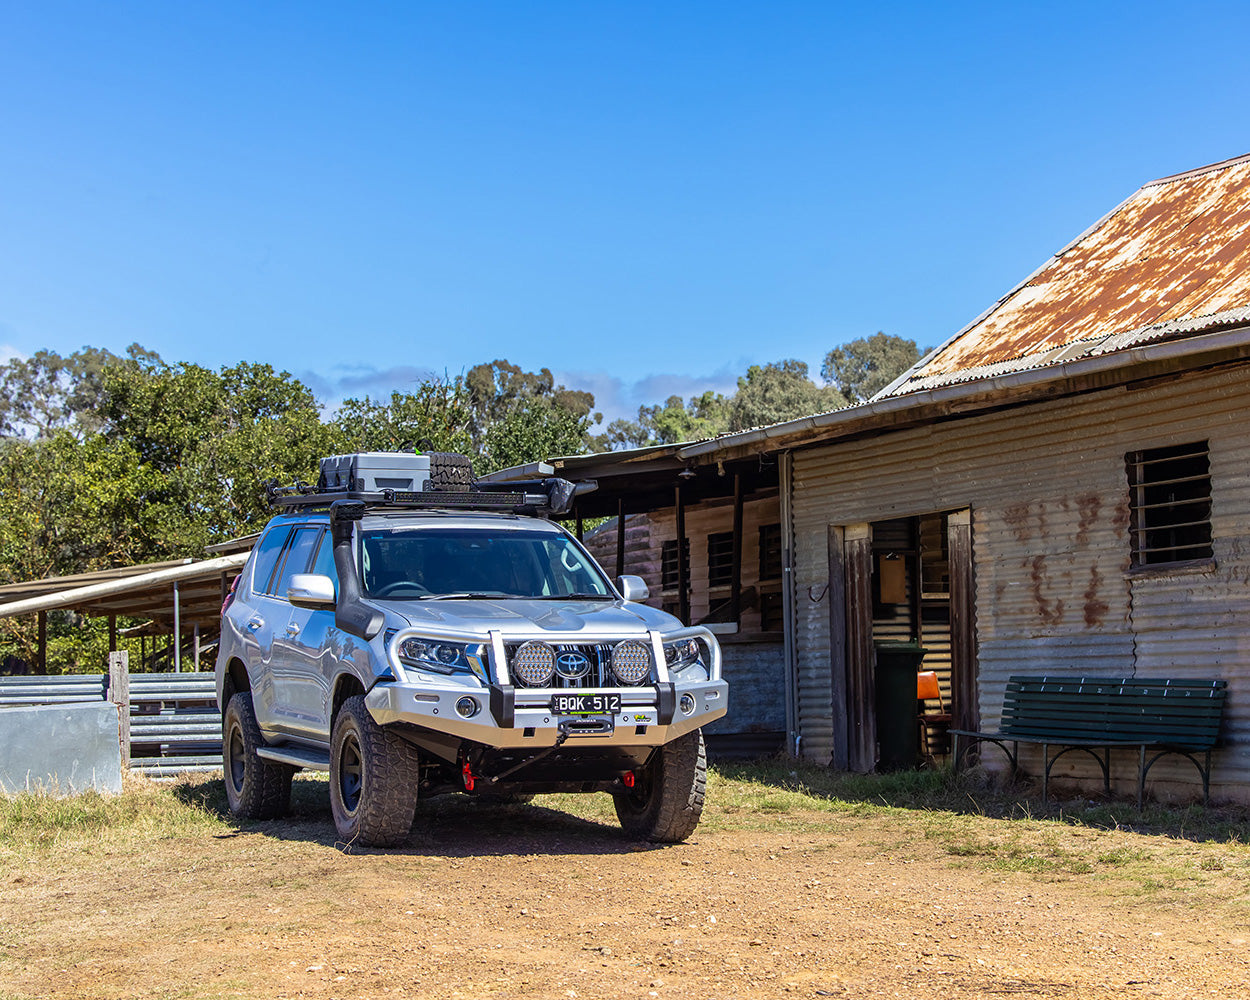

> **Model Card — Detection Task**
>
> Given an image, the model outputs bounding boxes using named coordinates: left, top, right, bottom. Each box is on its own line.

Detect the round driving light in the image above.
left=511, top=641, right=556, bottom=687
left=610, top=639, right=651, bottom=686
left=455, top=696, right=480, bottom=719
left=679, top=693, right=697, bottom=716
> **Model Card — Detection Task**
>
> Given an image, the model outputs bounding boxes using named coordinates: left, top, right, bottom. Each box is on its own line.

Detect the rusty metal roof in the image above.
left=883, top=152, right=1250, bottom=397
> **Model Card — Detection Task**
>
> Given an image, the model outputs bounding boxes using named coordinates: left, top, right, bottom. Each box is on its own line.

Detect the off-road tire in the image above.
left=329, top=695, right=420, bottom=848
left=426, top=452, right=474, bottom=490
left=222, top=692, right=294, bottom=820
left=613, top=728, right=706, bottom=843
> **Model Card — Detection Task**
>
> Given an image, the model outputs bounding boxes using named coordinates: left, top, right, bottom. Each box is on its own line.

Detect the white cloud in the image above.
left=0, top=345, right=24, bottom=365
left=554, top=364, right=745, bottom=428
left=299, top=360, right=747, bottom=429
left=298, top=363, right=441, bottom=412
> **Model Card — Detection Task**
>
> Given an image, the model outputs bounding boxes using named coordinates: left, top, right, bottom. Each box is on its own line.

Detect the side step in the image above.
left=257, top=746, right=332, bottom=771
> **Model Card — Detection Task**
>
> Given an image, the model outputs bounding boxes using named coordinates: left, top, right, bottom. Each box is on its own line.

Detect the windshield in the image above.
left=358, top=525, right=613, bottom=601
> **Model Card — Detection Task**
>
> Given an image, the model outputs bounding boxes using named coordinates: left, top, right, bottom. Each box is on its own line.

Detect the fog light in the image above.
left=455, top=697, right=480, bottom=719
left=679, top=693, right=697, bottom=716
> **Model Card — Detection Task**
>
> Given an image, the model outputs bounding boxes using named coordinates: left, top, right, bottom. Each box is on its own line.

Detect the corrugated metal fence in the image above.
left=0, top=668, right=221, bottom=777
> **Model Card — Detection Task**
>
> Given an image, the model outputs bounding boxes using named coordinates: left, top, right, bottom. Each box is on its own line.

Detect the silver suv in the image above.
left=216, top=452, right=727, bottom=847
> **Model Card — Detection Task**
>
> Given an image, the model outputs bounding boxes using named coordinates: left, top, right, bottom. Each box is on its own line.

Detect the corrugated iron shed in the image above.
left=885, top=152, right=1250, bottom=396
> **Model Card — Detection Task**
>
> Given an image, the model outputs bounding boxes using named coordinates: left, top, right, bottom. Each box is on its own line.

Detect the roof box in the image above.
left=319, top=452, right=431, bottom=493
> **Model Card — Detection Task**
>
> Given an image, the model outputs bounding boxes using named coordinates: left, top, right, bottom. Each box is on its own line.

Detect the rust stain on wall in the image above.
left=1027, top=555, right=1064, bottom=626
left=1003, top=501, right=1033, bottom=546
left=1083, top=566, right=1109, bottom=627
left=1076, top=493, right=1102, bottom=548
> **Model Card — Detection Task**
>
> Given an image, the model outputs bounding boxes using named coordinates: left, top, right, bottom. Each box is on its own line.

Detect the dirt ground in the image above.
left=5, top=778, right=1250, bottom=1000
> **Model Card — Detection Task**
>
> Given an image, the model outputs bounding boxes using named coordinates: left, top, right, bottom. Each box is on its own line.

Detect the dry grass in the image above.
left=5, top=762, right=1250, bottom=1000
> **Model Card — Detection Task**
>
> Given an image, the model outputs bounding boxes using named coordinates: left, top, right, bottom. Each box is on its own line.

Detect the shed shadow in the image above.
left=711, top=756, right=1250, bottom=846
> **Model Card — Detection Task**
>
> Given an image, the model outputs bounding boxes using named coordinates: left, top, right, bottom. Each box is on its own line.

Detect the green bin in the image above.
left=874, top=641, right=927, bottom=771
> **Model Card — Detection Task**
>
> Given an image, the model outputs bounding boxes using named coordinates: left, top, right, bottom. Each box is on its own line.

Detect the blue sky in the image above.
left=3, top=2, right=1249, bottom=426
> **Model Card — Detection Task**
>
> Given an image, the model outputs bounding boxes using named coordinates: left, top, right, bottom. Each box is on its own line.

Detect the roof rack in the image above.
left=264, top=477, right=596, bottom=518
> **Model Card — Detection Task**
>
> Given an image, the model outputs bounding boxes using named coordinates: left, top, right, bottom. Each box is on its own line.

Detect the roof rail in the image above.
left=263, top=477, right=596, bottom=518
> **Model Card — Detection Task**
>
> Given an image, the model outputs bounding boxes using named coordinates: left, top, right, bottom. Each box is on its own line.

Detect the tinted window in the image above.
left=272, top=527, right=322, bottom=597
left=309, top=530, right=339, bottom=598
left=359, top=526, right=611, bottom=600
left=250, top=527, right=292, bottom=595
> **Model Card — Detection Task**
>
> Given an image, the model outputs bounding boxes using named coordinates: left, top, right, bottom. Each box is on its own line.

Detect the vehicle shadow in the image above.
left=172, top=774, right=670, bottom=857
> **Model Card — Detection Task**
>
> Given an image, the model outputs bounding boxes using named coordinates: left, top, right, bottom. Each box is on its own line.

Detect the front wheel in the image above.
left=329, top=695, right=420, bottom=848
left=222, top=692, right=293, bottom=820
left=613, top=728, right=707, bottom=843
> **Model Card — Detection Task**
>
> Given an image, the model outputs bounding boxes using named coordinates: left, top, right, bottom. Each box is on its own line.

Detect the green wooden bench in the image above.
left=950, top=676, right=1228, bottom=808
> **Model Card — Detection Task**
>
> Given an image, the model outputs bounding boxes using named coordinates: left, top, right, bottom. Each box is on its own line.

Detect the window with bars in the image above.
left=1126, top=441, right=1213, bottom=567
left=660, top=538, right=690, bottom=591
left=707, top=532, right=734, bottom=588
left=759, top=523, right=783, bottom=581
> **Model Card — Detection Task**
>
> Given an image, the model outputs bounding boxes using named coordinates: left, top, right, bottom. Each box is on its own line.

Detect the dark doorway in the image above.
left=834, top=510, right=976, bottom=772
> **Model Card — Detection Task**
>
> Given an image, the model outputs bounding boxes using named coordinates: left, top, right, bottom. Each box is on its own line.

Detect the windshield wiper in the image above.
left=419, top=592, right=516, bottom=601
left=530, top=593, right=612, bottom=600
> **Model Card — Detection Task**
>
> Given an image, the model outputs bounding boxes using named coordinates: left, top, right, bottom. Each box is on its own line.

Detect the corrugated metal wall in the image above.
left=790, top=364, right=1250, bottom=800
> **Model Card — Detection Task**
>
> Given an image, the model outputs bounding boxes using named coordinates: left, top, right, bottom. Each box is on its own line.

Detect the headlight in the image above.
left=397, top=637, right=485, bottom=677
left=663, top=638, right=703, bottom=670
left=610, top=639, right=652, bottom=685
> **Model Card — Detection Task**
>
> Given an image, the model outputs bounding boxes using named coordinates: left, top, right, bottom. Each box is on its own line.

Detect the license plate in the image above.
left=550, top=693, right=622, bottom=715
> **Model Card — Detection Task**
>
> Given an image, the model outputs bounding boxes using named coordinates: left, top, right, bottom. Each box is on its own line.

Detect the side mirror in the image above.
left=617, top=575, right=649, bottom=602
left=287, top=573, right=336, bottom=610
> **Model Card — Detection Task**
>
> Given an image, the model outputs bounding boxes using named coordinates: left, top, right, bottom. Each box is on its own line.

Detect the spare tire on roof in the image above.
left=425, top=452, right=474, bottom=490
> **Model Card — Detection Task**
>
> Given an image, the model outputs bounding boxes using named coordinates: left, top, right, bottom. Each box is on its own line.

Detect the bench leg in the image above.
left=1137, top=745, right=1146, bottom=811
left=1042, top=744, right=1049, bottom=801
left=1203, top=750, right=1212, bottom=806
left=1100, top=748, right=1112, bottom=796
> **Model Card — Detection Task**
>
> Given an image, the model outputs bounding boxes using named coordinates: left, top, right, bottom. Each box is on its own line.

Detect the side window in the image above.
left=250, top=527, right=292, bottom=596
left=309, top=530, right=340, bottom=599
left=271, top=527, right=322, bottom=598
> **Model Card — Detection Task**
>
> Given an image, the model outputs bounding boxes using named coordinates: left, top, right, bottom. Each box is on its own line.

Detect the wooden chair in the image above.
left=917, top=670, right=953, bottom=760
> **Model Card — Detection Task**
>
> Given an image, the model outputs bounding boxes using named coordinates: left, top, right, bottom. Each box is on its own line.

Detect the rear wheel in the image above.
left=222, top=692, right=293, bottom=820
left=329, top=695, right=420, bottom=847
left=613, top=728, right=706, bottom=843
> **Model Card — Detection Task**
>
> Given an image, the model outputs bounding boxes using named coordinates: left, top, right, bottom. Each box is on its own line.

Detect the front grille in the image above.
left=504, top=641, right=649, bottom=688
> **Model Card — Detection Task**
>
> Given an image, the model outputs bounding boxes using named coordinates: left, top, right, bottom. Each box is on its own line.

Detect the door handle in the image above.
left=284, top=622, right=301, bottom=637
left=246, top=617, right=264, bottom=632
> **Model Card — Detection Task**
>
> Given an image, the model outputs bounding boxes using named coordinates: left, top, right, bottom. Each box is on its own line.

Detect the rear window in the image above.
left=250, top=526, right=292, bottom=595
left=271, top=527, right=322, bottom=597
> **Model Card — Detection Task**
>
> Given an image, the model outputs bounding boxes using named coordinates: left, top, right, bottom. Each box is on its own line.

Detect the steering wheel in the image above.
left=374, top=581, right=429, bottom=598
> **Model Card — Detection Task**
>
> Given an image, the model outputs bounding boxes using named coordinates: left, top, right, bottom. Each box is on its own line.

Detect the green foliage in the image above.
left=102, top=356, right=340, bottom=554
left=0, top=432, right=166, bottom=582
left=727, top=359, right=846, bottom=431
left=603, top=390, right=731, bottom=449
left=333, top=377, right=474, bottom=455
left=820, top=332, right=922, bottom=403
left=0, top=345, right=139, bottom=439
left=464, top=359, right=597, bottom=472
